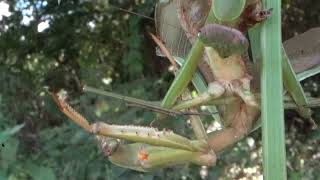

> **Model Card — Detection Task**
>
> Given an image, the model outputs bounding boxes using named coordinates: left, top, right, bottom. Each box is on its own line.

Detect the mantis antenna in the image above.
left=109, top=4, right=193, bottom=36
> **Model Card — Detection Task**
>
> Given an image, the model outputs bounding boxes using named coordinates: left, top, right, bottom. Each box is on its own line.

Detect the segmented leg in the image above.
left=49, top=91, right=207, bottom=152
left=173, top=81, right=226, bottom=110
left=49, top=91, right=91, bottom=131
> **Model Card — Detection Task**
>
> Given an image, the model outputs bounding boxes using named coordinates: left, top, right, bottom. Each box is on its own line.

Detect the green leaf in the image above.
left=0, top=170, right=6, bottom=180
left=213, top=0, right=246, bottom=21
left=27, top=164, right=56, bottom=180
left=0, top=124, right=25, bottom=144
left=1, top=138, right=19, bottom=167
left=248, top=25, right=262, bottom=63
left=249, top=26, right=316, bottom=131
left=282, top=47, right=311, bottom=118
left=260, top=0, right=287, bottom=179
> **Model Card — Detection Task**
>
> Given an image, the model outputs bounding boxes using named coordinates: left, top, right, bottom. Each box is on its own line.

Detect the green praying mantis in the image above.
left=50, top=0, right=320, bottom=172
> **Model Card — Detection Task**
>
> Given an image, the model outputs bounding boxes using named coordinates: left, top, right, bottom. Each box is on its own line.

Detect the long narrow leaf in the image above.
left=249, top=25, right=262, bottom=63
left=282, top=47, right=311, bottom=118
left=0, top=124, right=25, bottom=144
left=261, top=0, right=287, bottom=179
left=248, top=25, right=263, bottom=131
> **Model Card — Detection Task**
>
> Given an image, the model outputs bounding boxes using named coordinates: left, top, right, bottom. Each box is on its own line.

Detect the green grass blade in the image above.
left=249, top=25, right=263, bottom=63
left=0, top=124, right=25, bottom=144
left=261, top=0, right=287, bottom=179
left=248, top=25, right=263, bottom=131
left=282, top=47, right=311, bottom=118
left=250, top=25, right=311, bottom=119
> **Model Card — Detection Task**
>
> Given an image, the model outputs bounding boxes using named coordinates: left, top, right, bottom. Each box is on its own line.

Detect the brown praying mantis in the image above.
left=49, top=0, right=320, bottom=172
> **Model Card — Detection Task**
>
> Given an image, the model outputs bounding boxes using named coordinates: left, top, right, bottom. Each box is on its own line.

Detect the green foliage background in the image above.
left=0, top=0, right=319, bottom=179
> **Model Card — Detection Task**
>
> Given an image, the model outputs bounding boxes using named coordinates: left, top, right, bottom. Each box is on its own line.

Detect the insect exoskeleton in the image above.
left=137, top=147, right=149, bottom=161
left=255, top=8, right=273, bottom=22
left=96, top=136, right=121, bottom=156
left=198, top=24, right=249, bottom=58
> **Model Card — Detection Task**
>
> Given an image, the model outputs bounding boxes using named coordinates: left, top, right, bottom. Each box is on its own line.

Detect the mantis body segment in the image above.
left=49, top=91, right=216, bottom=171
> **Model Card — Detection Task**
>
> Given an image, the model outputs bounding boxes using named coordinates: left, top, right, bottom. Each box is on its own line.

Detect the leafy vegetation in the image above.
left=0, top=0, right=319, bottom=179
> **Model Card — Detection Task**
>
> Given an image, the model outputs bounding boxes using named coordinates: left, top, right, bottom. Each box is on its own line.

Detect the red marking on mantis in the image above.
left=138, top=149, right=149, bottom=161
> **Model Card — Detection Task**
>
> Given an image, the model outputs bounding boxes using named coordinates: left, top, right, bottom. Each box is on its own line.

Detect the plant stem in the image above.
left=282, top=46, right=311, bottom=118
left=261, top=0, right=287, bottom=179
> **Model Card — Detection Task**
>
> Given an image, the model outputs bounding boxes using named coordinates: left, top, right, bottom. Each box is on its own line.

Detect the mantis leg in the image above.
left=173, top=81, right=226, bottom=110
left=49, top=91, right=208, bottom=152
left=208, top=100, right=260, bottom=152
left=49, top=91, right=216, bottom=171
